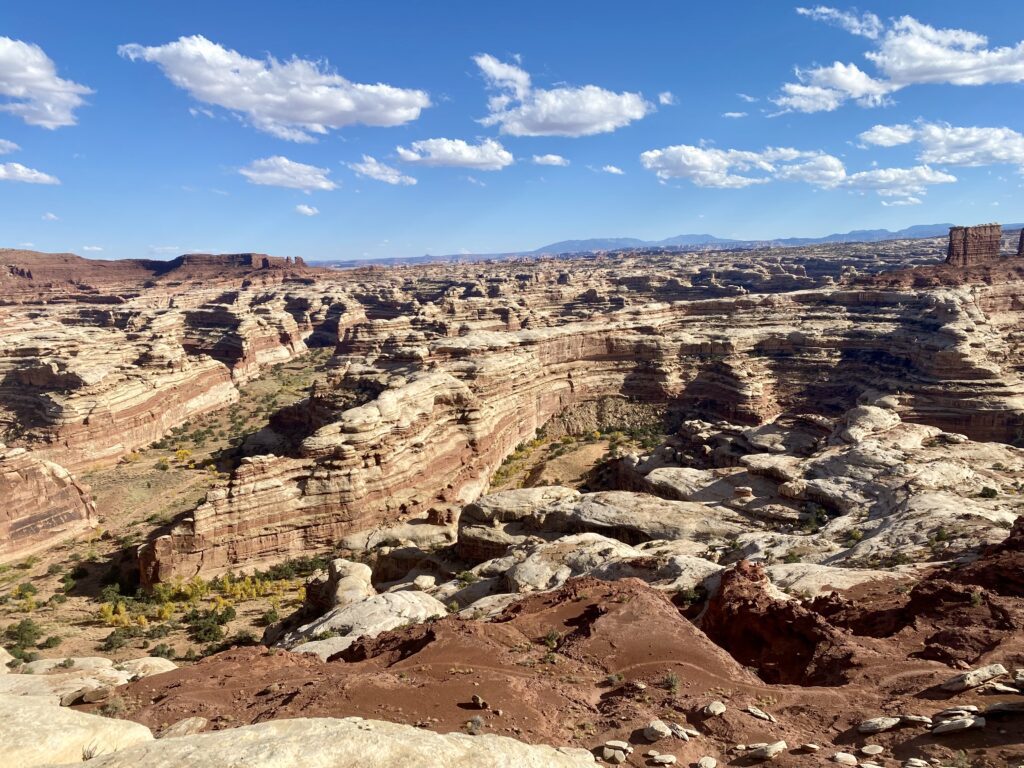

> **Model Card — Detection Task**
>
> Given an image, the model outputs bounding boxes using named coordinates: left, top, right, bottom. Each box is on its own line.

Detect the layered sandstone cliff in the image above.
left=0, top=444, right=96, bottom=563
left=140, top=263, right=1024, bottom=581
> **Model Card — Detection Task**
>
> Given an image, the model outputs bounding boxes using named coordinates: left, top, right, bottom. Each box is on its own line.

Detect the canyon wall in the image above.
left=139, top=269, right=1024, bottom=582
left=0, top=444, right=96, bottom=564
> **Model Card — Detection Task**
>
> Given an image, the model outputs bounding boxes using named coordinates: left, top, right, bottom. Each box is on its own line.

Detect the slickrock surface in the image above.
left=50, top=716, right=596, bottom=768
left=2, top=693, right=153, bottom=766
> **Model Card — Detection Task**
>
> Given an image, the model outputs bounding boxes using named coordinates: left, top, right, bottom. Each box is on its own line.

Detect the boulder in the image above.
left=285, top=591, right=448, bottom=659
left=940, top=663, right=1007, bottom=692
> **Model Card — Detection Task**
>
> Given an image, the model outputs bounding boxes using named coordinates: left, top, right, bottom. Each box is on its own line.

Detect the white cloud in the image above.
left=858, top=123, right=916, bottom=147
left=722, top=111, right=747, bottom=119
left=796, top=6, right=883, bottom=39
left=776, top=14, right=1024, bottom=113
left=474, top=53, right=652, bottom=137
left=41, top=211, right=58, bottom=221
left=18, top=242, right=33, bottom=248
left=774, top=153, right=848, bottom=185
left=773, top=62, right=894, bottom=113
left=148, top=245, right=180, bottom=254
left=119, top=35, right=429, bottom=142
left=239, top=156, right=336, bottom=191
left=801, top=61, right=894, bottom=105
left=843, top=164, right=956, bottom=198
left=0, top=37, right=92, bottom=128
left=465, top=175, right=486, bottom=187
left=295, top=204, right=319, bottom=216
left=640, top=141, right=953, bottom=201
left=772, top=83, right=847, bottom=113
left=737, top=93, right=759, bottom=102
left=861, top=121, right=1024, bottom=169
left=658, top=91, right=677, bottom=106
left=868, top=16, right=1024, bottom=86
left=532, top=153, right=569, bottom=166
left=640, top=144, right=821, bottom=188
left=348, top=154, right=417, bottom=185
left=881, top=196, right=922, bottom=206
left=601, top=164, right=625, bottom=175
left=396, top=137, right=513, bottom=170
left=82, top=245, right=103, bottom=252
left=0, top=162, right=59, bottom=184
left=0, top=138, right=18, bottom=154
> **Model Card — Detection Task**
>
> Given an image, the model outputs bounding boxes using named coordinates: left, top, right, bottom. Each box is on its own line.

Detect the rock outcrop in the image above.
left=946, top=224, right=1001, bottom=267
left=0, top=444, right=96, bottom=563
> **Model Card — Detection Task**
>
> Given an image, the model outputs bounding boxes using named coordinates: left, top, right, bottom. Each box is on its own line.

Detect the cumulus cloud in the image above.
left=843, top=164, right=956, bottom=198
left=532, top=153, right=569, bottom=166
left=119, top=35, right=429, bottom=142
left=348, top=154, right=417, bottom=185
left=601, top=164, right=625, bottom=175
left=82, top=245, right=103, bottom=252
left=639, top=145, right=816, bottom=188
left=868, top=16, right=1024, bottom=86
left=857, top=123, right=916, bottom=147
left=777, top=12, right=1024, bottom=113
left=239, top=156, right=337, bottom=191
left=722, top=111, right=747, bottom=119
left=0, top=37, right=92, bottom=128
left=41, top=211, right=59, bottom=221
left=0, top=162, right=59, bottom=184
left=860, top=121, right=1024, bottom=168
left=639, top=141, right=953, bottom=201
left=795, top=6, right=882, bottom=39
left=396, top=138, right=513, bottom=170
left=474, top=53, right=652, bottom=137
left=658, top=91, right=677, bottom=106
left=295, top=204, right=319, bottom=216
left=0, top=138, right=18, bottom=154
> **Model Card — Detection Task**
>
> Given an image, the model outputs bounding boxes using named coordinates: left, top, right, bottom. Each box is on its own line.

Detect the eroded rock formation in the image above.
left=946, top=223, right=1001, bottom=267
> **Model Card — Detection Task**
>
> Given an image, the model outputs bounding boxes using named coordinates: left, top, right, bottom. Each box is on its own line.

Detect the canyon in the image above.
left=1, top=226, right=1023, bottom=767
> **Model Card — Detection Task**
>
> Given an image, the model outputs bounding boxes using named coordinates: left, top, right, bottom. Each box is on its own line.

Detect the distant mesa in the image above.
left=169, top=253, right=308, bottom=271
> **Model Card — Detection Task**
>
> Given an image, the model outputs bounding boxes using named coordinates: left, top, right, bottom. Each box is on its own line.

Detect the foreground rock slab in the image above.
left=0, top=693, right=152, bottom=766
left=51, top=716, right=596, bottom=767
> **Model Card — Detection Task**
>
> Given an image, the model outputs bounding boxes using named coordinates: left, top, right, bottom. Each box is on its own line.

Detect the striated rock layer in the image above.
left=142, top=242, right=1024, bottom=582
left=0, top=444, right=96, bottom=564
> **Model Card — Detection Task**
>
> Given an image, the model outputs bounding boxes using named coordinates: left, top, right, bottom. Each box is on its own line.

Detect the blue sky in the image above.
left=2, top=1, right=1023, bottom=260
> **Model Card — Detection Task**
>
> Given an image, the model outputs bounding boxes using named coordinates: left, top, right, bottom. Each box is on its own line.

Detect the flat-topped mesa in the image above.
left=946, top=223, right=1001, bottom=267
left=168, top=253, right=307, bottom=272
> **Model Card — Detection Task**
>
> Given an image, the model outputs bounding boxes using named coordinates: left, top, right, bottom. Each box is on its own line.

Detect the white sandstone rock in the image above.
left=0, top=693, right=152, bottom=766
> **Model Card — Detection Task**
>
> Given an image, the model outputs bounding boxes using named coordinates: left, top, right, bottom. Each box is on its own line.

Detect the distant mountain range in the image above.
left=317, top=222, right=1023, bottom=268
